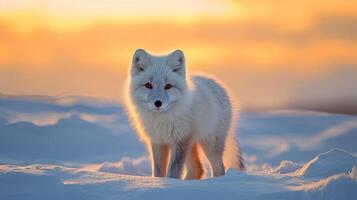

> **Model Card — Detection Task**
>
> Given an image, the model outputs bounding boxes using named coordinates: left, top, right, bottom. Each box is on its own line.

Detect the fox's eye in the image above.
left=136, top=63, right=144, bottom=71
left=144, top=83, right=152, bottom=89
left=165, top=84, right=173, bottom=90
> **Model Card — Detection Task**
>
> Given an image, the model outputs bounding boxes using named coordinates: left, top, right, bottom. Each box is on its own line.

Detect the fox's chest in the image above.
left=141, top=114, right=192, bottom=144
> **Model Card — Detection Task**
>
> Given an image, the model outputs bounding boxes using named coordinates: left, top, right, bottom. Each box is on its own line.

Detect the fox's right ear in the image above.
left=167, top=49, right=186, bottom=77
left=131, top=49, right=149, bottom=76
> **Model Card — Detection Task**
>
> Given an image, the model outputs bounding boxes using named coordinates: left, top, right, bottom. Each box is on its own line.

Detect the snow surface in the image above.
left=0, top=95, right=356, bottom=199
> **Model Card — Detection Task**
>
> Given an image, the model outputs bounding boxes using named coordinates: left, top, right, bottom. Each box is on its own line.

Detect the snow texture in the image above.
left=0, top=95, right=356, bottom=199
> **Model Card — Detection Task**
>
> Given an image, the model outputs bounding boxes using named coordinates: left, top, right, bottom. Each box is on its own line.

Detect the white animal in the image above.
left=125, top=49, right=244, bottom=179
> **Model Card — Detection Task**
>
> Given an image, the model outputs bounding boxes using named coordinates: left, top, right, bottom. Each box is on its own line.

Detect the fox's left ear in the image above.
left=167, top=49, right=185, bottom=77
left=131, top=49, right=150, bottom=76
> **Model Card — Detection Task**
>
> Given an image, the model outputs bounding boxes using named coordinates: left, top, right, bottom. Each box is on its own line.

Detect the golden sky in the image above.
left=1, top=0, right=357, bottom=109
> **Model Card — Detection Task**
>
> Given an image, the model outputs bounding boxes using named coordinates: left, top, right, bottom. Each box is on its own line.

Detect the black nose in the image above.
left=154, top=100, right=162, bottom=108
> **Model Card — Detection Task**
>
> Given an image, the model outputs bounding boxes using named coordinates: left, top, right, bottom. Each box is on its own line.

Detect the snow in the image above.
left=0, top=95, right=356, bottom=199
left=0, top=157, right=356, bottom=200
left=289, top=149, right=357, bottom=178
left=268, top=160, right=302, bottom=174
left=98, top=156, right=151, bottom=175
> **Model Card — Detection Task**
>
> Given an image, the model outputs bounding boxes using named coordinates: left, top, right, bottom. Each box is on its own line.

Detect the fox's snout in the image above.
left=154, top=100, right=162, bottom=108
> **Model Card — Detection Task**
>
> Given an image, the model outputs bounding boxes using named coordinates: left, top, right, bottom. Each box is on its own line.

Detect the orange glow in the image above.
left=1, top=0, right=357, bottom=109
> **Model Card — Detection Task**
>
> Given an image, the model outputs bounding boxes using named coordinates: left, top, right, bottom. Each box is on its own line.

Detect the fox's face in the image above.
left=129, top=49, right=188, bottom=113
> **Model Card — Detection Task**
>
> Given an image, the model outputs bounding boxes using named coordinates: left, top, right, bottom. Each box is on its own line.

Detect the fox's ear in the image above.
left=131, top=49, right=150, bottom=76
left=167, top=49, right=185, bottom=77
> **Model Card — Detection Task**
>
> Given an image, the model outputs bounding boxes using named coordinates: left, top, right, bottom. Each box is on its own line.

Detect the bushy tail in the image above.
left=223, top=130, right=245, bottom=171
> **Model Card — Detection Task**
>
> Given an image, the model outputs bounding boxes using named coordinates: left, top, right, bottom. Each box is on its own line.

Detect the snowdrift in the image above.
left=0, top=95, right=356, bottom=199
left=1, top=149, right=356, bottom=200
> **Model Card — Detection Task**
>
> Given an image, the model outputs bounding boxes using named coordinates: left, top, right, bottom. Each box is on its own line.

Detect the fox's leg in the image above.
left=201, top=136, right=226, bottom=177
left=167, top=138, right=190, bottom=179
left=150, top=143, right=169, bottom=177
left=184, top=143, right=204, bottom=180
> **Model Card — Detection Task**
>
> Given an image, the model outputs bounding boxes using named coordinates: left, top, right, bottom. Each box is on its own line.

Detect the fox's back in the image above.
left=190, top=75, right=233, bottom=139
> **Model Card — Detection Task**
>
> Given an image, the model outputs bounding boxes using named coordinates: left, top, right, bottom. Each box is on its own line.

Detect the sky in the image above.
left=0, top=0, right=357, bottom=110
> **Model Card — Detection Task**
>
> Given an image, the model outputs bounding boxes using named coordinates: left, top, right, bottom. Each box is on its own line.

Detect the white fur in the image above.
left=125, top=49, right=244, bottom=179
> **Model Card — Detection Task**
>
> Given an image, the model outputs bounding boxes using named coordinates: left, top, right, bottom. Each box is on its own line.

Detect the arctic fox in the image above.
left=125, top=49, right=244, bottom=179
